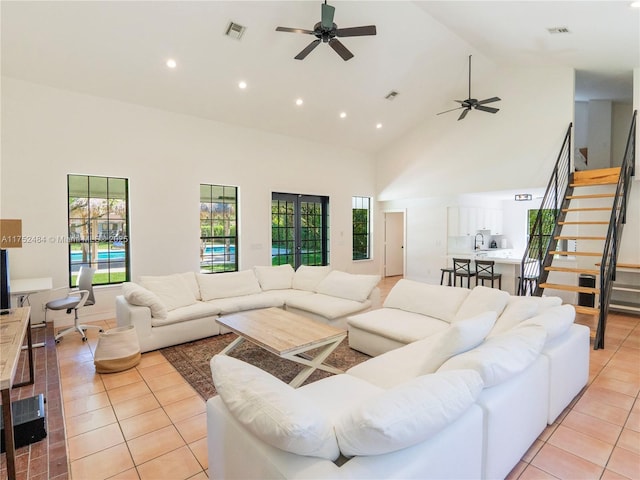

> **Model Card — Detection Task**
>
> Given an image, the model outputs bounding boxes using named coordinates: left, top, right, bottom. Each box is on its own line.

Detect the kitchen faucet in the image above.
left=474, top=233, right=484, bottom=250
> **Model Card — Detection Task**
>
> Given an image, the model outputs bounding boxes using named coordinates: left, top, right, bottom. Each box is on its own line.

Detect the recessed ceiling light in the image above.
left=376, top=123, right=383, bottom=129
left=339, top=112, right=347, bottom=119
left=238, top=81, right=247, bottom=89
left=295, top=98, right=304, bottom=106
left=166, top=59, right=177, bottom=69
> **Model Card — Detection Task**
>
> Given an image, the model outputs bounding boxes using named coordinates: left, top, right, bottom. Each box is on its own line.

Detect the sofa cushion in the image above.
left=152, top=301, right=221, bottom=327
left=197, top=270, right=262, bottom=301
left=315, top=270, right=381, bottom=302
left=454, top=286, right=510, bottom=322
left=383, top=279, right=470, bottom=322
left=488, top=297, right=541, bottom=337
left=347, top=311, right=497, bottom=388
left=121, top=282, right=168, bottom=319
left=335, top=369, right=484, bottom=457
left=179, top=271, right=202, bottom=301
left=254, top=265, right=295, bottom=291
left=292, top=265, right=331, bottom=291
left=208, top=293, right=285, bottom=315
left=139, top=274, right=198, bottom=311
left=438, top=325, right=546, bottom=387
left=210, top=354, right=340, bottom=460
left=285, top=294, right=371, bottom=320
left=517, top=304, right=575, bottom=341
left=348, top=308, right=449, bottom=345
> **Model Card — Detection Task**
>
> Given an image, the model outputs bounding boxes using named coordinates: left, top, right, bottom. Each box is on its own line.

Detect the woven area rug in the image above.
left=160, top=332, right=370, bottom=400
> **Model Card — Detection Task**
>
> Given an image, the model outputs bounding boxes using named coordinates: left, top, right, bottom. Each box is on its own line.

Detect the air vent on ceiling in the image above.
left=225, top=22, right=246, bottom=40
left=547, top=26, right=570, bottom=34
left=385, top=91, right=399, bottom=101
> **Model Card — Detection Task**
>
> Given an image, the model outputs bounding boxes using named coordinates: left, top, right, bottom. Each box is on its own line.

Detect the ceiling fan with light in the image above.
left=437, top=55, right=501, bottom=120
left=275, top=0, right=376, bottom=61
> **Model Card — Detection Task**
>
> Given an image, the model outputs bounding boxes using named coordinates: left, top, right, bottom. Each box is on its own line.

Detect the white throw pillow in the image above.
left=335, top=370, right=484, bottom=457
left=517, top=304, right=575, bottom=341
left=488, top=297, right=540, bottom=337
left=197, top=270, right=262, bottom=301
left=210, top=355, right=340, bottom=460
left=254, top=265, right=295, bottom=291
left=139, top=274, right=197, bottom=311
left=315, top=270, right=380, bottom=302
left=438, top=325, right=546, bottom=387
left=121, top=282, right=168, bottom=319
left=454, top=286, right=510, bottom=322
left=292, top=265, right=331, bottom=291
left=383, top=279, right=471, bottom=322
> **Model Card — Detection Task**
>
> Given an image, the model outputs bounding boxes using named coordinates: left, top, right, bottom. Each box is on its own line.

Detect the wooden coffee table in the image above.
left=216, top=307, right=347, bottom=388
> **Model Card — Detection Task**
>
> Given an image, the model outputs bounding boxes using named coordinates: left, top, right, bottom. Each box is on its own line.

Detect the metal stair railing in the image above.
left=519, top=123, right=572, bottom=296
left=594, top=110, right=636, bottom=350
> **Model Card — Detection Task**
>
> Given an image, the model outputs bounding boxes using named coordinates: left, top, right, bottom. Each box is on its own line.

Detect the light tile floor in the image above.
left=3, top=276, right=639, bottom=479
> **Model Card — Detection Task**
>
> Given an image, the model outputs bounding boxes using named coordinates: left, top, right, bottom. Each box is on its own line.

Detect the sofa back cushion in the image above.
left=139, top=274, right=198, bottom=311
left=347, top=311, right=497, bottom=388
left=254, top=265, right=295, bottom=291
left=292, top=265, right=331, bottom=291
left=517, top=304, right=575, bottom=342
left=454, top=286, right=510, bottom=322
left=179, top=271, right=202, bottom=301
left=335, top=370, right=484, bottom=457
left=197, top=270, right=262, bottom=301
left=315, top=270, right=381, bottom=302
left=488, top=297, right=541, bottom=337
left=438, top=325, right=546, bottom=387
left=122, top=282, right=168, bottom=319
left=383, top=279, right=470, bottom=322
left=210, top=354, right=340, bottom=460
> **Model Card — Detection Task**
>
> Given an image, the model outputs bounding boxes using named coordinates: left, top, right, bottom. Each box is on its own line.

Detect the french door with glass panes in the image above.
left=271, top=193, right=329, bottom=268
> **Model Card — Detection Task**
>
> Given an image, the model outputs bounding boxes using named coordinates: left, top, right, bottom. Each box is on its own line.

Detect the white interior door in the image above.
left=384, top=212, right=404, bottom=277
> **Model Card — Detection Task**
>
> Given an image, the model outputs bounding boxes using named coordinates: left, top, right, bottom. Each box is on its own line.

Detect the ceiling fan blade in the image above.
left=475, top=105, right=499, bottom=114
left=437, top=106, right=465, bottom=115
left=276, top=27, right=315, bottom=35
left=321, top=2, right=335, bottom=29
left=335, top=25, right=377, bottom=37
left=294, top=39, right=321, bottom=60
left=458, top=108, right=470, bottom=121
left=329, top=38, right=354, bottom=61
left=476, top=97, right=501, bottom=105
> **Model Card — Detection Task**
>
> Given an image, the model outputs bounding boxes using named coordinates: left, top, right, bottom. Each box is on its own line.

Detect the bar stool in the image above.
left=475, top=259, right=502, bottom=289
left=440, top=267, right=454, bottom=286
left=453, top=258, right=476, bottom=288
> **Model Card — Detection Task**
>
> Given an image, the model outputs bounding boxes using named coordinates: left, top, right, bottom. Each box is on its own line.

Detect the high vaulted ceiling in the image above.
left=2, top=1, right=638, bottom=154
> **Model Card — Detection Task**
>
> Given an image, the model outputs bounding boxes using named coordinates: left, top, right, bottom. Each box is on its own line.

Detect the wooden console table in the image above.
left=1, top=307, right=34, bottom=480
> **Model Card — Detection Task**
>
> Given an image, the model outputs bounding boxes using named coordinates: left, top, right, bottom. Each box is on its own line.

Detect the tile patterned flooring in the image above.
left=1, top=275, right=639, bottom=479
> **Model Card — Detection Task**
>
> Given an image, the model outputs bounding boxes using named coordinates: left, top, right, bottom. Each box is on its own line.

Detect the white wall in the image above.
left=1, top=78, right=379, bottom=324
left=374, top=66, right=575, bottom=283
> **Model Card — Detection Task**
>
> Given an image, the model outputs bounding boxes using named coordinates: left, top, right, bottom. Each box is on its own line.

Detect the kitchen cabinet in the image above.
left=448, top=207, right=503, bottom=236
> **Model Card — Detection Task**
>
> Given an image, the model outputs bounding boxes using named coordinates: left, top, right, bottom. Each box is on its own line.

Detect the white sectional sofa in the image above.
left=115, top=265, right=380, bottom=352
left=206, top=281, right=590, bottom=480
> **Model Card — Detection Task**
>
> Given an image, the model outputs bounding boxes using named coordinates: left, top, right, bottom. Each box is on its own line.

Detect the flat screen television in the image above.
left=1, top=249, right=10, bottom=312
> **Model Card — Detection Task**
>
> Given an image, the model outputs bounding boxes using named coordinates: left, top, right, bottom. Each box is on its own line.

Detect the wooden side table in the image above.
left=1, top=307, right=34, bottom=480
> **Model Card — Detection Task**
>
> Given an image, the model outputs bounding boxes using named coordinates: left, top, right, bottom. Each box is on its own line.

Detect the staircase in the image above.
left=520, top=111, right=636, bottom=349
left=538, top=167, right=621, bottom=316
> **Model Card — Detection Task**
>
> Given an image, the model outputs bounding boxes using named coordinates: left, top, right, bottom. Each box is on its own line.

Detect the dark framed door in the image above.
left=271, top=193, right=329, bottom=268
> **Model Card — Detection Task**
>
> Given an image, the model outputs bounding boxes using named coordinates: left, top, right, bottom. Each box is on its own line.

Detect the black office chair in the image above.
left=46, top=266, right=103, bottom=342
left=475, top=259, right=502, bottom=289
left=453, top=258, right=476, bottom=288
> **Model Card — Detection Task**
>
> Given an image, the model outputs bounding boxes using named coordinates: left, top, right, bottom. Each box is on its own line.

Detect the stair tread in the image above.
left=549, top=250, right=602, bottom=257
left=539, top=282, right=600, bottom=294
left=562, top=207, right=613, bottom=212
left=559, top=221, right=608, bottom=225
left=566, top=193, right=617, bottom=200
left=571, top=167, right=621, bottom=186
left=545, top=266, right=599, bottom=275
left=574, top=305, right=600, bottom=316
left=554, top=236, right=606, bottom=240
